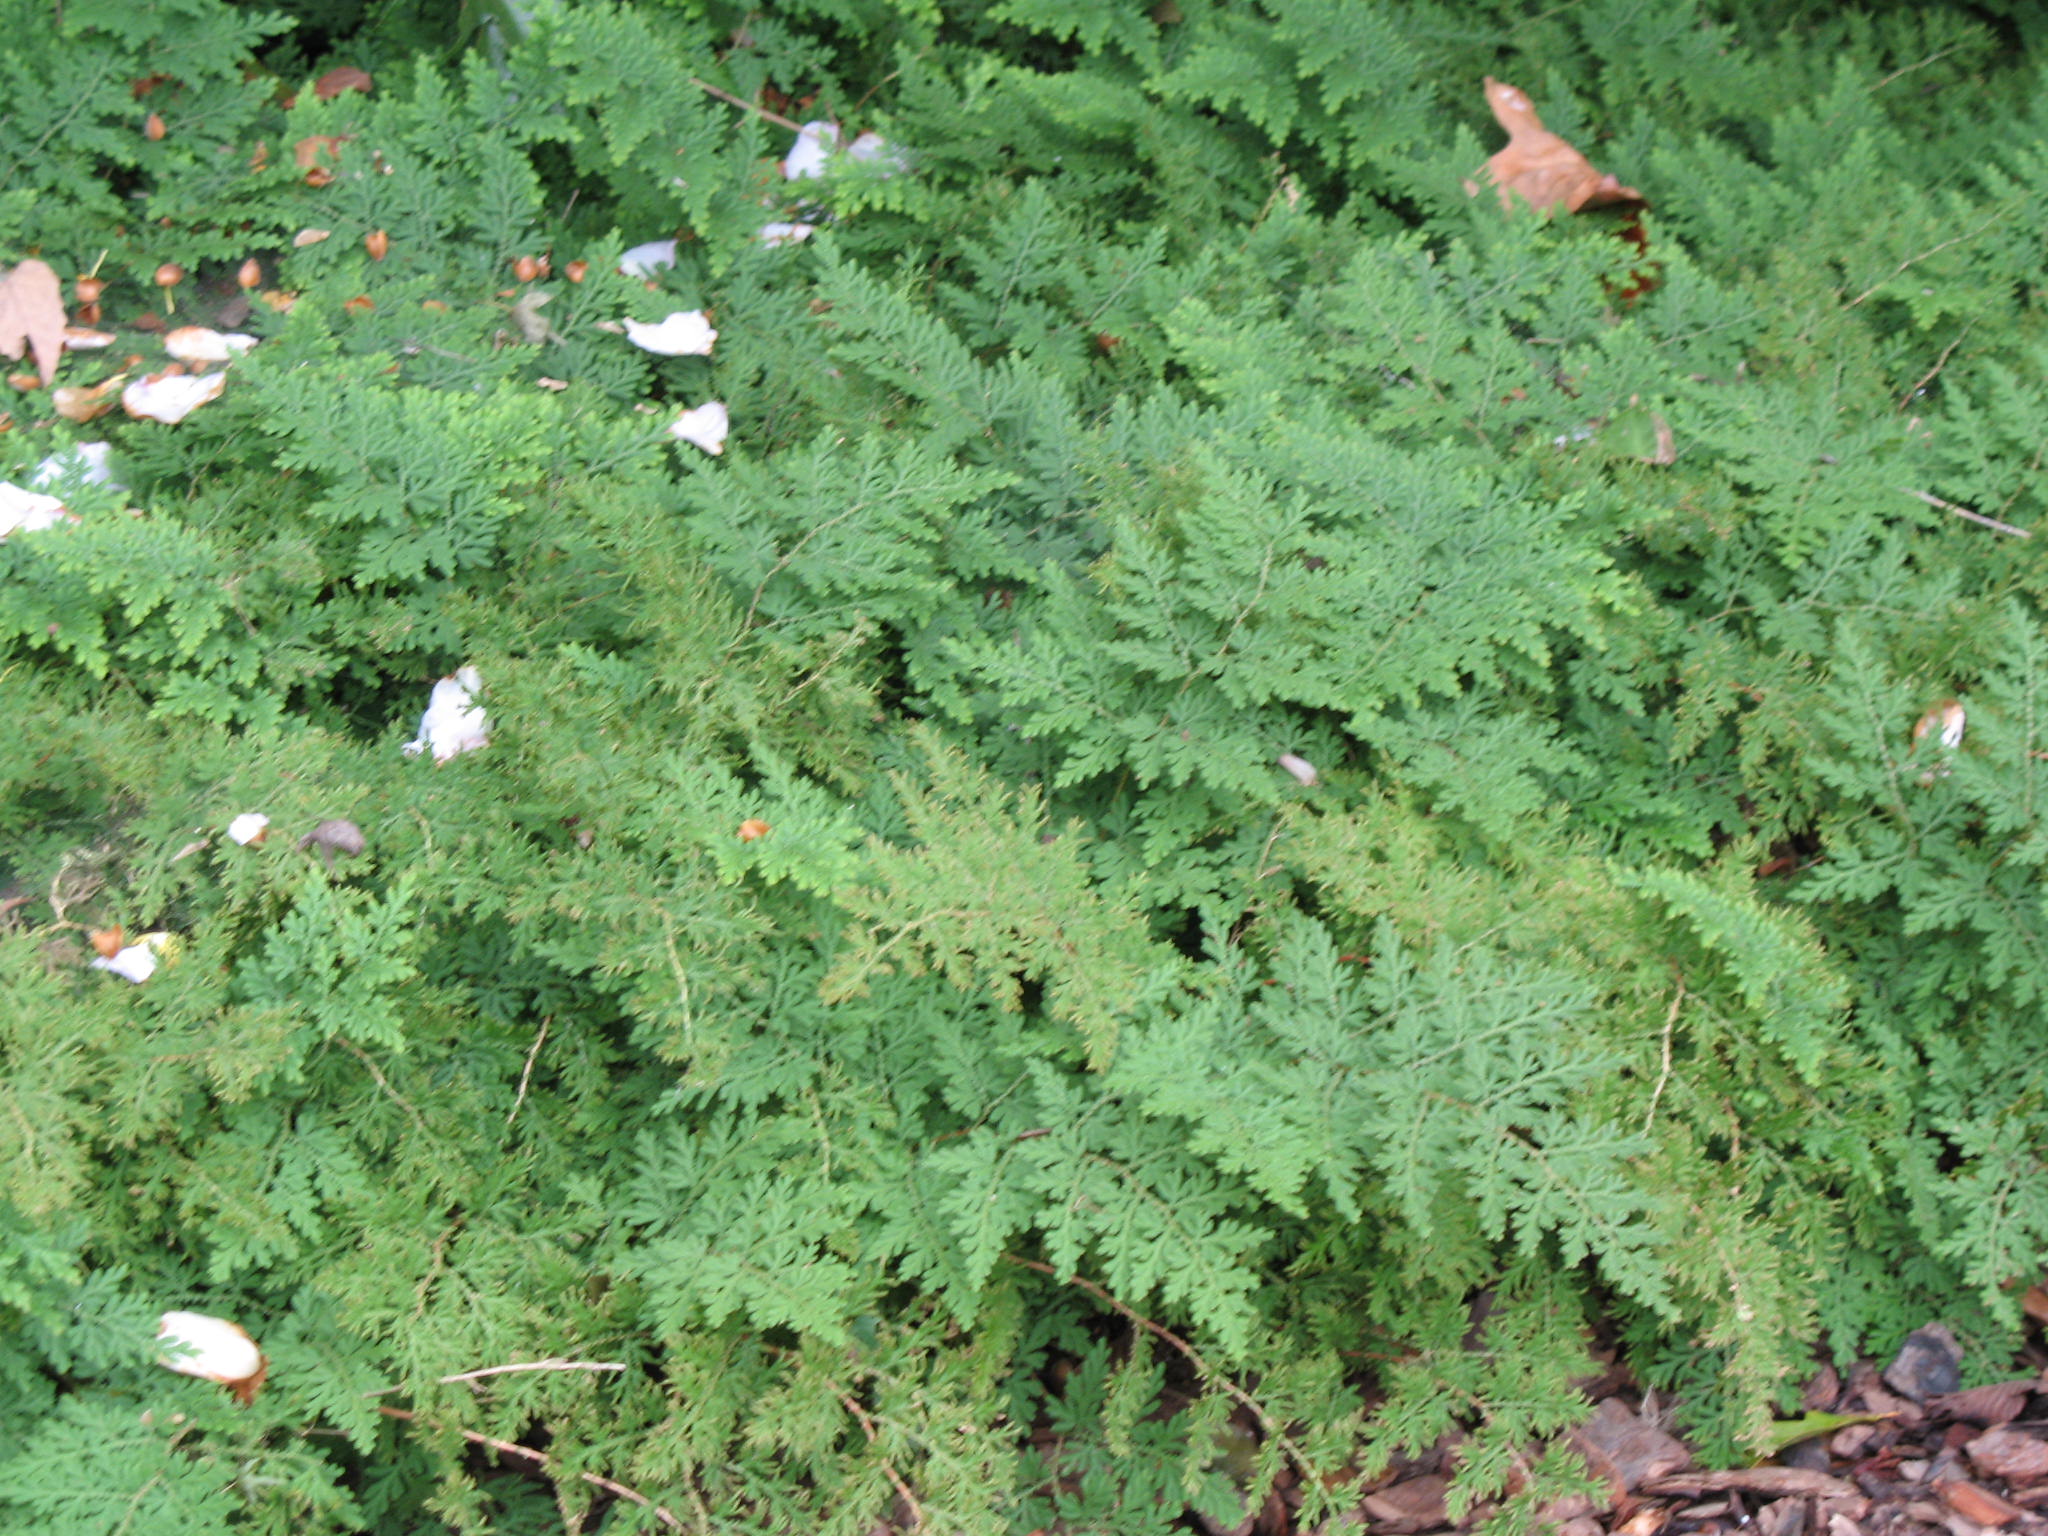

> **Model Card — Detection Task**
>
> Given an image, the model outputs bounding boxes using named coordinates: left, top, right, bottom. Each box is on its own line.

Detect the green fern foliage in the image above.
left=8, top=0, right=2048, bottom=1529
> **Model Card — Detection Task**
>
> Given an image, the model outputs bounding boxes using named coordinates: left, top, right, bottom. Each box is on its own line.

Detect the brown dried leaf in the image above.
left=52, top=374, right=127, bottom=423
left=293, top=133, right=352, bottom=170
left=1473, top=78, right=1644, bottom=215
left=1935, top=1381, right=2035, bottom=1428
left=0, top=259, right=67, bottom=387
left=1572, top=1398, right=1692, bottom=1494
left=313, top=65, right=374, bottom=100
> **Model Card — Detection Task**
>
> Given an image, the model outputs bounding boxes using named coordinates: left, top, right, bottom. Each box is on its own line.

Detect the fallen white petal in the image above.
left=158, top=1310, right=264, bottom=1385
left=668, top=401, right=729, bottom=456
left=0, top=482, right=74, bottom=539
left=622, top=310, right=717, bottom=356
left=1918, top=699, right=1966, bottom=752
left=782, top=121, right=839, bottom=180
left=402, top=666, right=489, bottom=763
left=227, top=812, right=270, bottom=845
left=759, top=222, right=817, bottom=247
left=1277, top=752, right=1319, bottom=787
left=846, top=131, right=908, bottom=174
left=62, top=326, right=116, bottom=349
left=163, top=326, right=257, bottom=365
left=92, top=939, right=160, bottom=983
left=123, top=372, right=226, bottom=424
left=619, top=238, right=679, bottom=278
left=32, top=441, right=119, bottom=489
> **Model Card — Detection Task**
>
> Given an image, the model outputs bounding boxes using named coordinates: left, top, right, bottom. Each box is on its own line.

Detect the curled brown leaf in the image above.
left=1472, top=78, right=1643, bottom=215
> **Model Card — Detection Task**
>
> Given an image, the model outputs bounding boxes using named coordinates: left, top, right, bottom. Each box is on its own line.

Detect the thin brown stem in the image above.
left=506, top=1017, right=549, bottom=1128
left=376, top=1406, right=684, bottom=1531
left=687, top=76, right=800, bottom=133
left=832, top=1387, right=925, bottom=1529
left=1004, top=1255, right=1319, bottom=1482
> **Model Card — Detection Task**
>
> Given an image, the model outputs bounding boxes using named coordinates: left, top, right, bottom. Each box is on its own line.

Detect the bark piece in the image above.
left=1643, top=1468, right=1856, bottom=1500
left=1966, top=1427, right=2048, bottom=1484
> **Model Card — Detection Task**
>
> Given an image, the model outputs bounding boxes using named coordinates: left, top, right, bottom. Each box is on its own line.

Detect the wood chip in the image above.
left=1360, top=1474, right=1448, bottom=1533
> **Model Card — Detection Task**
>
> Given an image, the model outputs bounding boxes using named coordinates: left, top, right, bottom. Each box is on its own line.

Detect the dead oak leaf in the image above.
left=0, top=259, right=67, bottom=387
left=1472, top=78, right=1643, bottom=215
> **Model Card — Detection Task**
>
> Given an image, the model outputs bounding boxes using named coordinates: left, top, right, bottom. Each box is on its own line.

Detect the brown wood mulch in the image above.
left=1308, top=1324, right=2048, bottom=1536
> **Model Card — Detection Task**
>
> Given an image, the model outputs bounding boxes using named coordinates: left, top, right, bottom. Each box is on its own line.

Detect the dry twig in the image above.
left=1005, top=1255, right=1320, bottom=1483
left=1898, top=486, right=2032, bottom=539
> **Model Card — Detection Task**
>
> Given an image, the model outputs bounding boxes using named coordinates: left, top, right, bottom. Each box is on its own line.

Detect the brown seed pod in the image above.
left=90, top=927, right=126, bottom=958
left=154, top=263, right=184, bottom=288
left=365, top=229, right=389, bottom=261
left=75, top=275, right=105, bottom=304
left=143, top=112, right=166, bottom=141
left=236, top=258, right=261, bottom=289
left=512, top=255, right=540, bottom=283
left=564, top=259, right=588, bottom=283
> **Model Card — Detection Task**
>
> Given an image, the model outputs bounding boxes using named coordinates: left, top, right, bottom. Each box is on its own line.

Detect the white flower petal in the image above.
left=667, top=401, right=729, bottom=456
left=92, top=940, right=159, bottom=983
left=163, top=326, right=257, bottom=365
left=619, top=239, right=679, bottom=279
left=32, top=441, right=119, bottom=489
left=402, top=667, right=489, bottom=763
left=158, top=1310, right=264, bottom=1386
left=758, top=222, right=817, bottom=247
left=1277, top=752, right=1319, bottom=787
left=782, top=121, right=839, bottom=180
left=622, top=310, right=717, bottom=356
left=227, top=813, right=270, bottom=846
left=0, top=482, right=74, bottom=539
left=123, top=372, right=226, bottom=424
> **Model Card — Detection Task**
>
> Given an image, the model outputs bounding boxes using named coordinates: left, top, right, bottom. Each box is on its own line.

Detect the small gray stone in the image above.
left=1882, top=1324, right=1962, bottom=1402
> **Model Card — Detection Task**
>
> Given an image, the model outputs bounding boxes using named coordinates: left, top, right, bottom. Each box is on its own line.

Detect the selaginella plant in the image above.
left=3, top=0, right=2047, bottom=1531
